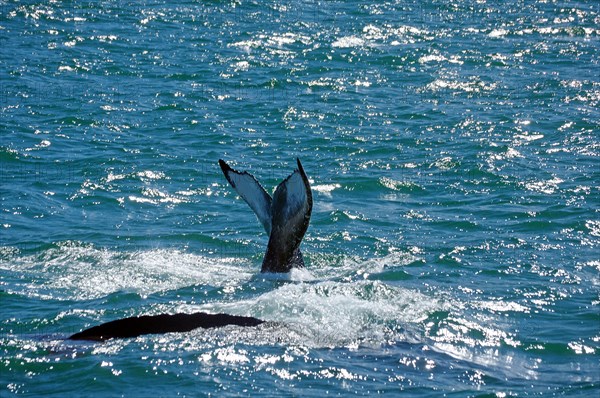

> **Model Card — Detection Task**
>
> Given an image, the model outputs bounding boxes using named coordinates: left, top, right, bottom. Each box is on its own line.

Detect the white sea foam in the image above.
left=195, top=279, right=444, bottom=348
left=522, top=177, right=564, bottom=194
left=426, top=79, right=497, bottom=93
left=488, top=28, right=508, bottom=38
left=332, top=36, right=365, bottom=48
left=312, top=183, right=341, bottom=197
left=1, top=243, right=254, bottom=301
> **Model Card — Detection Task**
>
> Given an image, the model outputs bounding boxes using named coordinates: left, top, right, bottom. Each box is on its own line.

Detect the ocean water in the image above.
left=1, top=0, right=599, bottom=396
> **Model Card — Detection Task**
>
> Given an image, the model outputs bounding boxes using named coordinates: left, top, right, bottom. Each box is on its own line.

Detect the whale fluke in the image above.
left=219, top=158, right=312, bottom=273
left=219, top=159, right=273, bottom=235
left=69, top=312, right=264, bottom=341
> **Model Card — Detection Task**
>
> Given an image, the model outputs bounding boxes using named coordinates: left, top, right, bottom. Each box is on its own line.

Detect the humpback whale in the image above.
left=68, top=158, right=311, bottom=341
left=219, top=158, right=313, bottom=273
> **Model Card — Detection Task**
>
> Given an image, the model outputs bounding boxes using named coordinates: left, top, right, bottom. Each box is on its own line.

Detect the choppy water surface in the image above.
left=1, top=1, right=599, bottom=396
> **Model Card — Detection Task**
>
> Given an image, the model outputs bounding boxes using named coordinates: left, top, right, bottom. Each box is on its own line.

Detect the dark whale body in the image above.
left=69, top=312, right=263, bottom=341
left=68, top=159, right=311, bottom=341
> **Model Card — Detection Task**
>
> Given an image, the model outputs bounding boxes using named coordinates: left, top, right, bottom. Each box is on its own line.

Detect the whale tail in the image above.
left=219, top=158, right=312, bottom=273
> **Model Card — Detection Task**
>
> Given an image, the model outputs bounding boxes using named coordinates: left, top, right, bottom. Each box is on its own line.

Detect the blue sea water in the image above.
left=1, top=0, right=599, bottom=396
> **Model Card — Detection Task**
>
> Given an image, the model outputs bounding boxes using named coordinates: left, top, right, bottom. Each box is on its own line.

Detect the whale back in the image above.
left=69, top=312, right=264, bottom=341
